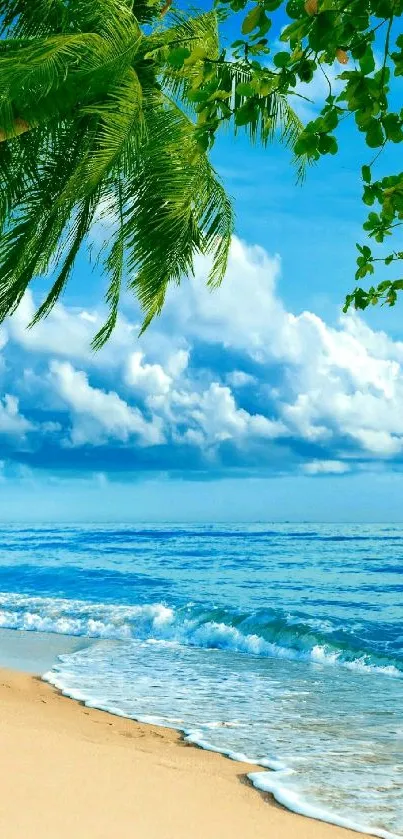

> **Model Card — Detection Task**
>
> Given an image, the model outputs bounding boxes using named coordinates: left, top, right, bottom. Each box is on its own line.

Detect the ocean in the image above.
left=0, top=523, right=401, bottom=838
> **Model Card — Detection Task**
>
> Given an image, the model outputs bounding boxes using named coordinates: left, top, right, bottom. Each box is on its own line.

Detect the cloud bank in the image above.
left=1, top=236, right=403, bottom=479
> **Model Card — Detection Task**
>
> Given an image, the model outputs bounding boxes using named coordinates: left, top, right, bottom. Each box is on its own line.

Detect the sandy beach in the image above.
left=0, top=667, right=374, bottom=839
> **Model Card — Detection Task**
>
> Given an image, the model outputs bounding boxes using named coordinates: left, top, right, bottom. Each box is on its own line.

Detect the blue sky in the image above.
left=1, top=10, right=403, bottom=522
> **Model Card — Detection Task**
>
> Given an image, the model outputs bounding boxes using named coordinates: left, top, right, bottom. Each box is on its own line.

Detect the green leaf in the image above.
left=297, top=59, right=315, bottom=82
left=255, top=12, right=271, bottom=36
left=235, top=100, right=258, bottom=126
left=294, top=132, right=318, bottom=156
left=273, top=51, right=291, bottom=68
left=258, top=77, right=277, bottom=95
left=188, top=89, right=209, bottom=103
left=359, top=46, right=375, bottom=76
left=382, top=113, right=403, bottom=143
left=167, top=47, right=191, bottom=68
left=322, top=109, right=338, bottom=131
left=318, top=134, right=338, bottom=155
left=235, top=81, right=255, bottom=96
left=362, top=164, right=371, bottom=183
left=241, top=5, right=262, bottom=34
left=184, top=45, right=207, bottom=66
left=285, top=0, right=303, bottom=18
left=365, top=120, right=384, bottom=149
left=377, top=280, right=392, bottom=292
left=363, top=185, right=375, bottom=205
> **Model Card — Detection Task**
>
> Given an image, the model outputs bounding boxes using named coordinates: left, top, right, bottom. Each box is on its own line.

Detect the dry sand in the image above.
left=0, top=667, right=372, bottom=839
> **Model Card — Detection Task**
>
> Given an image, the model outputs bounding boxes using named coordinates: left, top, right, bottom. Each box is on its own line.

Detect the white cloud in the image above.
left=277, top=313, right=403, bottom=455
left=125, top=351, right=172, bottom=396
left=160, top=238, right=285, bottom=358
left=165, top=349, right=190, bottom=378
left=142, top=376, right=285, bottom=449
left=303, top=460, right=350, bottom=475
left=8, top=291, right=138, bottom=368
left=0, top=395, right=32, bottom=437
left=156, top=238, right=403, bottom=459
left=124, top=349, right=189, bottom=396
left=49, top=361, right=164, bottom=447
left=179, top=382, right=285, bottom=445
left=226, top=371, right=257, bottom=388
left=5, top=237, right=403, bottom=470
left=352, top=429, right=401, bottom=457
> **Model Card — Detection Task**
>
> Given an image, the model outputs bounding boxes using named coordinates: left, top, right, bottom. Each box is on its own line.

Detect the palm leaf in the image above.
left=0, top=1, right=304, bottom=346
left=0, top=0, right=145, bottom=37
left=0, top=28, right=142, bottom=137
left=92, top=181, right=126, bottom=349
left=122, top=91, right=234, bottom=330
left=29, top=194, right=97, bottom=325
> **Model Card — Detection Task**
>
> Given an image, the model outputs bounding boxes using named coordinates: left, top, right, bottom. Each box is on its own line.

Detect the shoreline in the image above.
left=0, top=666, right=375, bottom=839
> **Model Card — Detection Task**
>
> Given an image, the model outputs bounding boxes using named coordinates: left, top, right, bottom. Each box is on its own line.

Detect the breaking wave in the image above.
left=0, top=592, right=401, bottom=678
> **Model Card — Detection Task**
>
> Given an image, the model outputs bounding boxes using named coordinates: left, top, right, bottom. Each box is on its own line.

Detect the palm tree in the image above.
left=0, top=0, right=305, bottom=347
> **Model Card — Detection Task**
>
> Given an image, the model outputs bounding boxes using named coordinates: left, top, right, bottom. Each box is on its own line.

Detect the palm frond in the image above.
left=0, top=0, right=145, bottom=37
left=29, top=194, right=97, bottom=326
left=92, top=181, right=125, bottom=349
left=122, top=89, right=233, bottom=331
left=150, top=8, right=219, bottom=52
left=0, top=27, right=142, bottom=138
left=0, top=120, right=93, bottom=318
left=0, top=2, right=303, bottom=346
left=0, top=0, right=70, bottom=37
left=147, top=10, right=220, bottom=101
left=76, top=67, right=144, bottom=192
left=153, top=22, right=308, bottom=180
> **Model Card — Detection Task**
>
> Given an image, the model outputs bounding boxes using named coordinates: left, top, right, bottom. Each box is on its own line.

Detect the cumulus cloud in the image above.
left=124, top=349, right=189, bottom=396
left=0, top=237, right=403, bottom=475
left=49, top=361, right=164, bottom=447
left=158, top=238, right=285, bottom=358
left=125, top=351, right=172, bottom=396
left=275, top=311, right=403, bottom=456
left=7, top=291, right=138, bottom=367
left=169, top=382, right=285, bottom=446
left=226, top=371, right=257, bottom=388
left=0, top=395, right=32, bottom=437
left=146, top=239, right=403, bottom=460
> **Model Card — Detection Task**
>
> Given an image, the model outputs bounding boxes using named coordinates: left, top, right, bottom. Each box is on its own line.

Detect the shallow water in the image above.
left=0, top=523, right=401, bottom=837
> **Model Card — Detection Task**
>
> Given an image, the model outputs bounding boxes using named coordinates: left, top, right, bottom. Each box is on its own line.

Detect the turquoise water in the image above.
left=0, top=523, right=401, bottom=836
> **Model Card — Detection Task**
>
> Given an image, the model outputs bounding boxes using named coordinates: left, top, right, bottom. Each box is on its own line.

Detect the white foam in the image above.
left=43, top=635, right=403, bottom=839
left=181, top=731, right=258, bottom=764
left=248, top=772, right=402, bottom=839
left=0, top=592, right=401, bottom=679
left=45, top=668, right=403, bottom=839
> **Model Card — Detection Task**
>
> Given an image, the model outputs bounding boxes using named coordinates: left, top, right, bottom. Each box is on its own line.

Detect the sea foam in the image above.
left=0, top=592, right=400, bottom=678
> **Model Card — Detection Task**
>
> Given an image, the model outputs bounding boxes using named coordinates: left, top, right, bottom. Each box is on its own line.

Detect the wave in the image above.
left=0, top=592, right=401, bottom=678
left=247, top=771, right=402, bottom=839
left=42, top=678, right=403, bottom=839
left=4, top=525, right=403, bottom=542
left=43, top=669, right=403, bottom=839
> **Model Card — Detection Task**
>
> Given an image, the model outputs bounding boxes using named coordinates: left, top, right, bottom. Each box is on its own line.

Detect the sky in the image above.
left=1, top=8, right=403, bottom=522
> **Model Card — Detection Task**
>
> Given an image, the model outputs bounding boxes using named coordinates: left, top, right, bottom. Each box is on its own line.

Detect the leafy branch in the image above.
left=190, top=0, right=403, bottom=315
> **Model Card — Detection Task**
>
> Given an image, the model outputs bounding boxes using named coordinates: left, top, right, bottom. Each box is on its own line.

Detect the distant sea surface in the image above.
left=0, top=523, right=401, bottom=838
